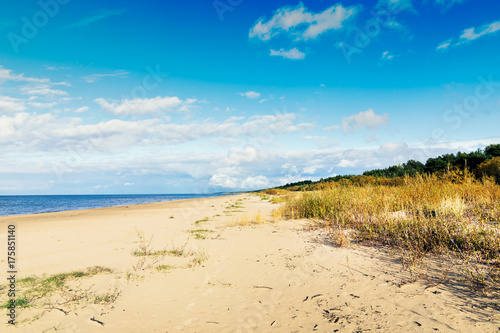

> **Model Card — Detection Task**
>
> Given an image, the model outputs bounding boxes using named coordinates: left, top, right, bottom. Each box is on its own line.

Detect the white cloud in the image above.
left=241, top=175, right=269, bottom=189
left=224, top=146, right=260, bottom=165
left=239, top=113, right=313, bottom=138
left=54, top=81, right=72, bottom=87
left=2, top=116, right=497, bottom=193
left=439, top=19, right=500, bottom=50
left=337, top=159, right=358, bottom=168
left=323, top=125, right=340, bottom=131
left=436, top=39, right=452, bottom=50
left=303, top=165, right=321, bottom=174
left=0, top=113, right=53, bottom=143
left=0, top=66, right=49, bottom=83
left=209, top=174, right=239, bottom=188
left=27, top=101, right=58, bottom=109
left=0, top=112, right=312, bottom=153
left=249, top=3, right=357, bottom=41
left=75, top=106, right=89, bottom=113
left=82, top=70, right=129, bottom=83
left=303, top=136, right=326, bottom=140
left=380, top=141, right=408, bottom=152
left=0, top=112, right=156, bottom=152
left=43, top=65, right=70, bottom=71
left=318, top=141, right=339, bottom=148
left=381, top=51, right=395, bottom=60
left=238, top=91, right=261, bottom=99
left=376, top=0, right=415, bottom=13
left=177, top=98, right=199, bottom=112
left=22, top=85, right=68, bottom=97
left=281, top=162, right=299, bottom=176
left=458, top=20, right=500, bottom=44
left=342, top=109, right=389, bottom=133
left=154, top=113, right=312, bottom=145
left=0, top=96, right=26, bottom=113
left=270, top=48, right=306, bottom=60
left=95, top=96, right=183, bottom=115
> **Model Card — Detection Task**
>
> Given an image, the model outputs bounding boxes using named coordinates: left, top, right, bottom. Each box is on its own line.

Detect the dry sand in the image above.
left=1, top=193, right=499, bottom=332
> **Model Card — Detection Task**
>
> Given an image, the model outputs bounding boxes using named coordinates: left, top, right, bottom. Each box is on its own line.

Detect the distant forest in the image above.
left=274, top=144, right=500, bottom=190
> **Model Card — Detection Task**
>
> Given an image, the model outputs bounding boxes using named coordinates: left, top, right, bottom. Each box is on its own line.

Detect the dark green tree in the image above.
left=425, top=154, right=455, bottom=174
left=485, top=144, right=500, bottom=157
left=402, top=160, right=425, bottom=175
left=455, top=150, right=488, bottom=171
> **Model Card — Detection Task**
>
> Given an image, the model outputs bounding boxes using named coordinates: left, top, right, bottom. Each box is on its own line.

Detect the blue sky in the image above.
left=0, top=0, right=499, bottom=194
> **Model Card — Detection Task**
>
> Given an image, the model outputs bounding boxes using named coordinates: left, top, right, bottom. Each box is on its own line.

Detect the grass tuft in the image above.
left=0, top=266, right=114, bottom=311
left=195, top=217, right=210, bottom=225
left=188, top=229, right=215, bottom=239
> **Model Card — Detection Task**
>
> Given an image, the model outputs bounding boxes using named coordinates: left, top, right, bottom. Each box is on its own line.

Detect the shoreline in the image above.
left=0, top=192, right=239, bottom=219
left=1, top=193, right=499, bottom=332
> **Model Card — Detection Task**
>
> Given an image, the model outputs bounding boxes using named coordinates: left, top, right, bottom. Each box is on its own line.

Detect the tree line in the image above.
left=275, top=144, right=500, bottom=190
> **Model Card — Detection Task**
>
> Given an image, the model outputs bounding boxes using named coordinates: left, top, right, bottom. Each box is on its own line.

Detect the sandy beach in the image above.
left=1, top=193, right=499, bottom=332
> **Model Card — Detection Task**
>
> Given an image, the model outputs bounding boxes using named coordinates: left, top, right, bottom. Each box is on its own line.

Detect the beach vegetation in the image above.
left=227, top=211, right=269, bottom=226
left=155, top=264, right=176, bottom=271
left=188, top=248, right=209, bottom=267
left=0, top=266, right=114, bottom=312
left=226, top=204, right=244, bottom=209
left=475, top=157, right=500, bottom=185
left=194, top=217, right=210, bottom=225
left=167, top=244, right=190, bottom=257
left=273, top=173, right=500, bottom=292
left=188, top=229, right=214, bottom=239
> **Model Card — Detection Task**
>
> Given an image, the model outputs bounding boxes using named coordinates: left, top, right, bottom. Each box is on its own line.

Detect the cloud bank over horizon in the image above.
left=0, top=0, right=499, bottom=194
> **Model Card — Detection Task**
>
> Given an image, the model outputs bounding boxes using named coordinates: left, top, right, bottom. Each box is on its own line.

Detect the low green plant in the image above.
left=0, top=266, right=114, bottom=311
left=195, top=217, right=210, bottom=225
left=156, top=264, right=176, bottom=271
left=1, top=296, right=32, bottom=309
left=188, top=229, right=214, bottom=240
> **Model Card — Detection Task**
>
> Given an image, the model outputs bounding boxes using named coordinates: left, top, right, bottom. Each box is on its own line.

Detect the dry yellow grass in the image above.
left=226, top=211, right=269, bottom=226
left=274, top=173, right=500, bottom=292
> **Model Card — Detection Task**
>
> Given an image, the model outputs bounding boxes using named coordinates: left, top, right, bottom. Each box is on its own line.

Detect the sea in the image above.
left=0, top=193, right=234, bottom=217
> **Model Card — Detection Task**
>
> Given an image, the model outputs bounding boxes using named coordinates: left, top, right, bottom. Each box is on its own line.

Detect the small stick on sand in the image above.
left=90, top=317, right=105, bottom=326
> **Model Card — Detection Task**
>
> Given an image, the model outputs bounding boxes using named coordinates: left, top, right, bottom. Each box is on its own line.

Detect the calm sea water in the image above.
left=0, top=193, right=233, bottom=217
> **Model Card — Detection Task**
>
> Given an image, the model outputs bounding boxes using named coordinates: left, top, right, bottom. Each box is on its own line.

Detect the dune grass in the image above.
left=194, top=217, right=210, bottom=225
left=0, top=266, right=114, bottom=310
left=226, top=211, right=267, bottom=226
left=188, top=229, right=215, bottom=239
left=274, top=173, right=500, bottom=292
